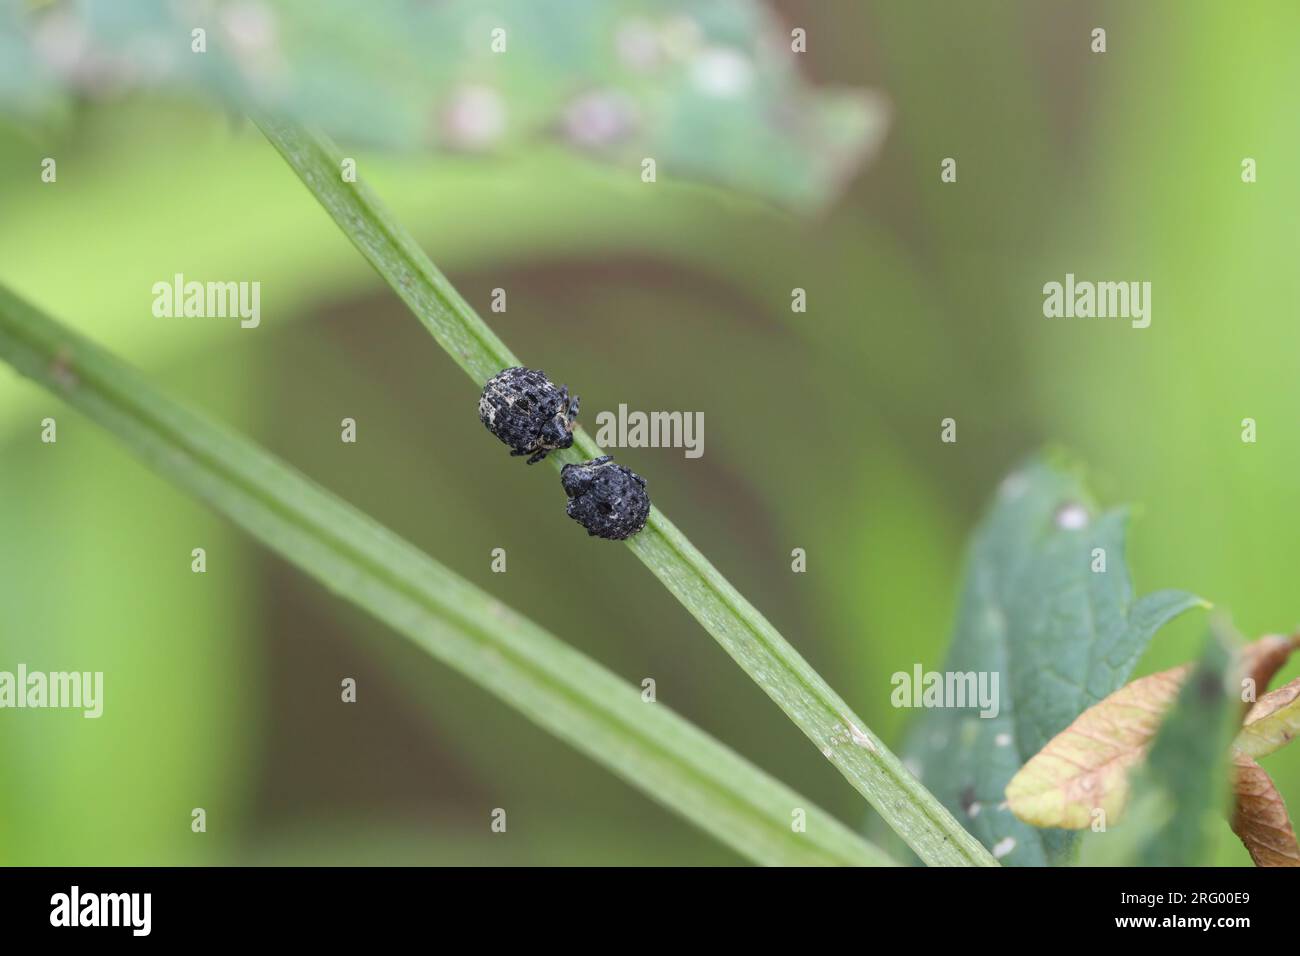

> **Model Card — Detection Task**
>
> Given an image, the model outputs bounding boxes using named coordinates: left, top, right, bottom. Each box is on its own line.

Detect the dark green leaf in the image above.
left=902, top=454, right=1204, bottom=865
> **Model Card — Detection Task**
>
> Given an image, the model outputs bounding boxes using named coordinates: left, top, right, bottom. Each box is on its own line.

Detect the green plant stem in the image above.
left=256, top=116, right=996, bottom=867
left=0, top=283, right=894, bottom=867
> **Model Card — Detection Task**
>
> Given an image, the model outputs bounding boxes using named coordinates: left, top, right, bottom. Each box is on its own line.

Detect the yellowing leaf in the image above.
left=1230, top=750, right=1300, bottom=867
left=1005, top=666, right=1190, bottom=829
left=1235, top=676, right=1300, bottom=759
left=1007, top=633, right=1300, bottom=833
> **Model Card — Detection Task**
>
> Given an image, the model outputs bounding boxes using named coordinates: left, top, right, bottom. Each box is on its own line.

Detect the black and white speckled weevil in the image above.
left=560, top=456, right=650, bottom=540
left=478, top=366, right=579, bottom=464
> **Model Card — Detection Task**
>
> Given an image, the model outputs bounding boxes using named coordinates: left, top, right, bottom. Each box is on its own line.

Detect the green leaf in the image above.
left=256, top=116, right=994, bottom=866
left=1079, top=625, right=1240, bottom=866
left=902, top=454, right=1205, bottom=865
left=0, top=283, right=892, bottom=868
left=5, top=0, right=885, bottom=210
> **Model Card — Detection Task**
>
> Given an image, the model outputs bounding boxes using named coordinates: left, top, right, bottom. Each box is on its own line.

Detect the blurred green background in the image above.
left=0, top=0, right=1297, bottom=866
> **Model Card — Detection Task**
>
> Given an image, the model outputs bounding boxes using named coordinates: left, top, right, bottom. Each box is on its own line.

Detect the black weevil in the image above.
left=560, top=456, right=650, bottom=540
left=478, top=366, right=580, bottom=464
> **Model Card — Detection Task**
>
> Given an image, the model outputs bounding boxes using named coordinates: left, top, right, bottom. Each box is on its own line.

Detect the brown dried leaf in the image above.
left=1239, top=633, right=1300, bottom=704
left=1005, top=666, right=1190, bottom=829
left=1230, top=750, right=1300, bottom=867
left=1236, top=676, right=1300, bottom=759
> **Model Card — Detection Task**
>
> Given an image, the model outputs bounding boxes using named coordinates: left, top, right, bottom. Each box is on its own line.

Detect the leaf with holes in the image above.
left=2, top=0, right=886, bottom=211
left=901, top=455, right=1205, bottom=865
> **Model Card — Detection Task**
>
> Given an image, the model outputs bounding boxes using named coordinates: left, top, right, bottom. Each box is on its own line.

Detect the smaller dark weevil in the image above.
left=478, top=366, right=579, bottom=464
left=560, top=456, right=650, bottom=540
